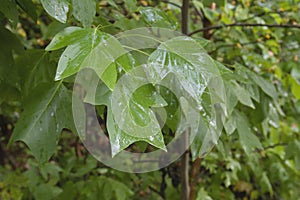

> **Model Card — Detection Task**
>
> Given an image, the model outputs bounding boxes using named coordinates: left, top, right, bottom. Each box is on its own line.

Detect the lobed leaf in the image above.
left=46, top=27, right=127, bottom=90
left=9, top=83, right=85, bottom=163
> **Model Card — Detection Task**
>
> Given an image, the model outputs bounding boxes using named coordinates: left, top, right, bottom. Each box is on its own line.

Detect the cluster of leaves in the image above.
left=0, top=0, right=299, bottom=199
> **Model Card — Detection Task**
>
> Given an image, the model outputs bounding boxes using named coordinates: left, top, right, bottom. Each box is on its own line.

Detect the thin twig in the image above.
left=263, top=143, right=287, bottom=150
left=208, top=41, right=259, bottom=54
left=189, top=23, right=300, bottom=36
left=161, top=0, right=181, bottom=8
left=238, top=9, right=293, bottom=23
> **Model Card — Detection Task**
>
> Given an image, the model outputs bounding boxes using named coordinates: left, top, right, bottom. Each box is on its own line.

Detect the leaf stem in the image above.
left=122, top=45, right=150, bottom=56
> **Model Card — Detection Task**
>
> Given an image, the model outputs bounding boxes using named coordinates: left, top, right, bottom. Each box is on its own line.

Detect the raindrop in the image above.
left=209, top=121, right=216, bottom=127
left=50, top=112, right=54, bottom=117
left=269, top=120, right=278, bottom=128
left=149, top=136, right=154, bottom=141
left=197, top=105, right=203, bottom=111
left=39, top=127, right=43, bottom=131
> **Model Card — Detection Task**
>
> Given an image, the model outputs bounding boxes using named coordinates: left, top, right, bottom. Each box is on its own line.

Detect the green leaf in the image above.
left=107, top=0, right=118, bottom=8
left=248, top=72, right=278, bottom=100
left=41, top=21, right=69, bottom=39
left=190, top=112, right=215, bottom=160
left=291, top=77, right=300, bottom=100
left=147, top=36, right=221, bottom=107
left=186, top=98, right=224, bottom=160
left=231, top=81, right=255, bottom=108
left=46, top=27, right=126, bottom=90
left=196, top=187, right=213, bottom=200
left=115, top=53, right=135, bottom=72
left=0, top=27, right=23, bottom=100
left=16, top=0, right=37, bottom=21
left=71, top=0, right=96, bottom=27
left=139, top=7, right=177, bottom=29
left=224, top=82, right=238, bottom=115
left=132, top=84, right=167, bottom=108
left=107, top=106, right=166, bottom=157
left=9, top=83, right=85, bottom=163
left=111, top=67, right=166, bottom=141
left=33, top=184, right=62, bottom=200
left=156, top=85, right=180, bottom=131
left=285, top=140, right=300, bottom=171
left=234, top=111, right=262, bottom=155
left=0, top=0, right=18, bottom=26
left=147, top=37, right=225, bottom=159
left=124, top=0, right=137, bottom=13
left=259, top=172, right=273, bottom=197
left=45, top=26, right=83, bottom=50
left=249, top=92, right=270, bottom=125
left=15, top=50, right=56, bottom=97
left=40, top=0, right=69, bottom=23
left=224, top=114, right=236, bottom=135
left=99, top=177, right=134, bottom=200
left=130, top=84, right=167, bottom=126
left=203, top=0, right=226, bottom=7
left=79, top=69, right=166, bottom=156
left=291, top=66, right=300, bottom=83
left=0, top=82, right=20, bottom=104
left=82, top=69, right=112, bottom=106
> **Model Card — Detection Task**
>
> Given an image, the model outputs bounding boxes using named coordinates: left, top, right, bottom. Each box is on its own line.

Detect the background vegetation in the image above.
left=0, top=0, right=300, bottom=199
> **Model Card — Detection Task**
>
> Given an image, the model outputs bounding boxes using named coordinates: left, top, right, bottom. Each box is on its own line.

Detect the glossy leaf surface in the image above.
left=71, top=0, right=96, bottom=28
left=46, top=27, right=127, bottom=90
left=9, top=83, right=85, bottom=162
left=40, top=0, right=69, bottom=23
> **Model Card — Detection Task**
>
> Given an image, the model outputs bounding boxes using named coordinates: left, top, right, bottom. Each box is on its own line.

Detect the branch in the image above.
left=181, top=1, right=191, bottom=199
left=188, top=23, right=300, bottom=36
left=161, top=0, right=181, bottom=8
left=181, top=0, right=190, bottom=35
left=263, top=143, right=287, bottom=150
left=180, top=130, right=190, bottom=200
left=238, top=9, right=293, bottom=23
left=189, top=158, right=202, bottom=200
left=159, top=168, right=167, bottom=198
left=208, top=41, right=259, bottom=54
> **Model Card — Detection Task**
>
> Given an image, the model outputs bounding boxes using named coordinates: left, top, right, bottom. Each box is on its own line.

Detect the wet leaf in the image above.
left=111, top=67, right=165, bottom=140
left=46, top=27, right=127, bottom=90
left=40, top=0, right=69, bottom=23
left=15, top=50, right=56, bottom=97
left=71, top=0, right=96, bottom=28
left=147, top=36, right=221, bottom=107
left=107, top=106, right=166, bottom=157
left=231, top=81, right=255, bottom=108
left=139, top=7, right=177, bottom=29
left=234, top=110, right=262, bottom=155
left=9, top=83, right=85, bottom=163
